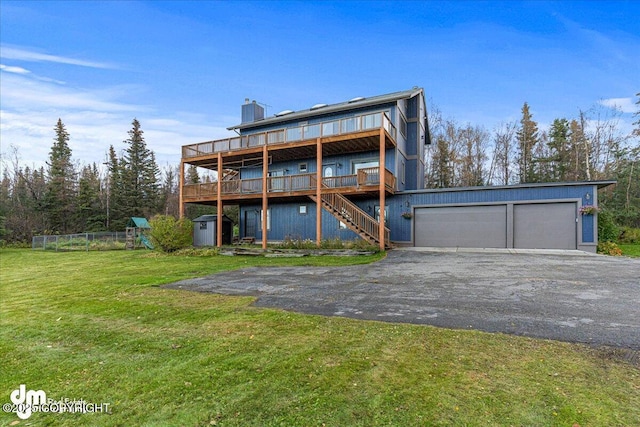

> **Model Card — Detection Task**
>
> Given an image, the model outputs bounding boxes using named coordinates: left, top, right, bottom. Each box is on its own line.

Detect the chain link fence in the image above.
left=32, top=232, right=128, bottom=251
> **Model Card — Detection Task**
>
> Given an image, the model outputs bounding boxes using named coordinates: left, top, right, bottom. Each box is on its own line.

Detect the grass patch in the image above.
left=1, top=249, right=639, bottom=426
left=619, top=243, right=640, bottom=257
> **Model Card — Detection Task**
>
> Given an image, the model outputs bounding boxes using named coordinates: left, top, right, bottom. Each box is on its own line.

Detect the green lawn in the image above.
left=1, top=249, right=638, bottom=426
left=620, top=243, right=640, bottom=257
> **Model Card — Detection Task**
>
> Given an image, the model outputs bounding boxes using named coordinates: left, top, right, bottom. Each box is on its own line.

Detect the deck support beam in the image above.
left=316, top=138, right=322, bottom=247
left=379, top=128, right=386, bottom=251
left=217, top=152, right=223, bottom=248
left=179, top=160, right=185, bottom=218
left=261, top=145, right=268, bottom=249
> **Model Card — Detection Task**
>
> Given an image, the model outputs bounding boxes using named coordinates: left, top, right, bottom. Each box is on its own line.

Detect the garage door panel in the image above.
left=513, top=203, right=576, bottom=249
left=415, top=205, right=507, bottom=248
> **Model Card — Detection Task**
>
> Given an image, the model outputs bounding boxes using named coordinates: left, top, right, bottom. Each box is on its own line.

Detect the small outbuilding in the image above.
left=192, top=215, right=233, bottom=246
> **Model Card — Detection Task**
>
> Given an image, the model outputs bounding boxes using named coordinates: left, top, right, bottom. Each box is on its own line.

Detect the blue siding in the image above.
left=405, top=159, right=417, bottom=191
left=239, top=183, right=599, bottom=247
left=240, top=150, right=397, bottom=179
left=406, top=122, right=417, bottom=156
left=390, top=184, right=597, bottom=243
left=239, top=203, right=359, bottom=242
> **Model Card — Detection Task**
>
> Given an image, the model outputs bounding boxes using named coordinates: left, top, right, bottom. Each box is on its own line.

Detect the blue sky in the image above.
left=1, top=0, right=638, bottom=168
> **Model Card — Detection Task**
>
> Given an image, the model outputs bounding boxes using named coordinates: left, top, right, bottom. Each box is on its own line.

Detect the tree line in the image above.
left=1, top=96, right=638, bottom=244
left=425, top=96, right=640, bottom=227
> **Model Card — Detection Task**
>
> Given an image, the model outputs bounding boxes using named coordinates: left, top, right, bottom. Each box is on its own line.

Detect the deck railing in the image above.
left=182, top=168, right=395, bottom=200
left=182, top=112, right=396, bottom=158
left=320, top=192, right=390, bottom=244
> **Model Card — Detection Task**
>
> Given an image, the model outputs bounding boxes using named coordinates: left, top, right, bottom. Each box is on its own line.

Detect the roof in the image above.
left=192, top=214, right=233, bottom=222
left=228, top=87, right=424, bottom=131
left=127, top=217, right=151, bottom=228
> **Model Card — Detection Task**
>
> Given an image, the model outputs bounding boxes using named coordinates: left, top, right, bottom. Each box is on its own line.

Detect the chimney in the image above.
left=241, top=99, right=265, bottom=124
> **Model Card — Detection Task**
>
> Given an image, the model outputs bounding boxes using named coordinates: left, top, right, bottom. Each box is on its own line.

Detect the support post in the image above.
left=379, top=128, right=386, bottom=251
left=262, top=145, right=268, bottom=249
left=316, top=137, right=322, bottom=247
left=217, top=152, right=223, bottom=248
left=179, top=160, right=185, bottom=218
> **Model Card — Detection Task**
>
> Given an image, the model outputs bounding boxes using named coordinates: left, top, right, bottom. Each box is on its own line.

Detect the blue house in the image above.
left=180, top=88, right=612, bottom=252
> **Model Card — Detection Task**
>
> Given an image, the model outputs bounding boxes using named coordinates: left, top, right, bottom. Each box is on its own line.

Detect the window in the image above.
left=339, top=221, right=347, bottom=230
left=401, top=160, right=405, bottom=184
left=200, top=222, right=207, bottom=230
left=399, top=112, right=407, bottom=139
left=299, top=163, right=308, bottom=173
left=258, top=209, right=271, bottom=231
left=352, top=160, right=379, bottom=174
left=299, top=205, right=307, bottom=215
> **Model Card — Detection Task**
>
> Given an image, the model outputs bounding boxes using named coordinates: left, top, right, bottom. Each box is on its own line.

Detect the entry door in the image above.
left=323, top=164, right=335, bottom=187
left=244, top=210, right=256, bottom=237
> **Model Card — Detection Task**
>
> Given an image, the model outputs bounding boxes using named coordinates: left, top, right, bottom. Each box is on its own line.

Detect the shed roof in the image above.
left=192, top=214, right=233, bottom=222
left=228, top=87, right=424, bottom=131
left=127, top=217, right=151, bottom=228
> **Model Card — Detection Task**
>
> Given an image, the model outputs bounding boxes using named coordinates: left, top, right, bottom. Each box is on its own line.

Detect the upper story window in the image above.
left=399, top=112, right=407, bottom=139
left=299, top=163, right=308, bottom=173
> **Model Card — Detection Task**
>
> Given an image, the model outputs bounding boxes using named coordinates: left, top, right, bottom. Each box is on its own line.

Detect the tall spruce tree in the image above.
left=121, top=119, right=160, bottom=220
left=547, top=118, right=571, bottom=181
left=516, top=103, right=540, bottom=183
left=106, top=144, right=125, bottom=230
left=44, top=119, right=76, bottom=233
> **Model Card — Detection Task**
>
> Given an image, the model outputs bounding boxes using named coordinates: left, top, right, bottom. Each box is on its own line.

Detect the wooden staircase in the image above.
left=309, top=192, right=391, bottom=249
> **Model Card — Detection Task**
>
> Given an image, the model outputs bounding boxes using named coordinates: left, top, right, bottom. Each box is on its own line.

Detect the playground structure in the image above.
left=126, top=217, right=154, bottom=250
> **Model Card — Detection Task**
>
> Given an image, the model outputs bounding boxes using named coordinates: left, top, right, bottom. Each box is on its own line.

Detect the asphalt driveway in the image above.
left=166, top=249, right=640, bottom=350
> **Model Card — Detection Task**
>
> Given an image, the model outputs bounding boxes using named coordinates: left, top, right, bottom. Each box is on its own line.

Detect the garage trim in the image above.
left=411, top=198, right=584, bottom=249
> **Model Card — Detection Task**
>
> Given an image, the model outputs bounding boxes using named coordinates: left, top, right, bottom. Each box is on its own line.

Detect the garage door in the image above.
left=414, top=205, right=507, bottom=248
left=513, top=203, right=576, bottom=249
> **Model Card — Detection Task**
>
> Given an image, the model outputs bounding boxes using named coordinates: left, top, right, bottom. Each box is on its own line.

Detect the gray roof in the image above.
left=192, top=214, right=232, bottom=222
left=228, top=87, right=424, bottom=131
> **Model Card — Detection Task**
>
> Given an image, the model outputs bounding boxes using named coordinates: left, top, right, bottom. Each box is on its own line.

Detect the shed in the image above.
left=193, top=215, right=233, bottom=246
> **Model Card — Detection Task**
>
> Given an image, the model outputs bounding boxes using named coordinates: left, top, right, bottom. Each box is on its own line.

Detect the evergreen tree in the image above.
left=76, top=163, right=105, bottom=231
left=186, top=164, right=200, bottom=184
left=547, top=118, right=571, bottom=181
left=121, top=119, right=160, bottom=219
left=107, top=144, right=125, bottom=231
left=44, top=119, right=77, bottom=233
left=516, top=103, right=540, bottom=183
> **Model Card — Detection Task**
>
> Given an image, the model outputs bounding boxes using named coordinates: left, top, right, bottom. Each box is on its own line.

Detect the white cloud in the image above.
left=599, top=97, right=636, bottom=114
left=0, top=64, right=30, bottom=74
left=1, top=72, right=142, bottom=113
left=0, top=45, right=116, bottom=69
left=0, top=72, right=232, bottom=168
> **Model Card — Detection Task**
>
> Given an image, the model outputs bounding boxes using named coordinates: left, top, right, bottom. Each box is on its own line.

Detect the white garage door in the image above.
left=513, top=203, right=577, bottom=249
left=414, top=205, right=507, bottom=248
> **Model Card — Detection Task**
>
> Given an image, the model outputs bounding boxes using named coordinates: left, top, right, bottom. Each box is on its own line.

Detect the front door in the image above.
left=244, top=210, right=256, bottom=238
left=323, top=164, right=335, bottom=187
